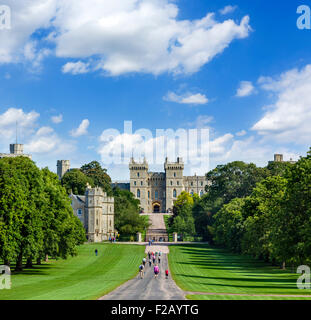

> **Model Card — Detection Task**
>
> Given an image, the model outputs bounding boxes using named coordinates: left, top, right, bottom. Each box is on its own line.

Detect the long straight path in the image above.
left=99, top=247, right=185, bottom=300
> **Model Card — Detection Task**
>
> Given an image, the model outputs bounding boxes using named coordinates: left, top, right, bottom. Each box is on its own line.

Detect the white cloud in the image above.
left=70, top=119, right=90, bottom=137
left=0, top=0, right=57, bottom=64
left=25, top=126, right=75, bottom=155
left=236, top=81, right=255, bottom=97
left=62, top=61, right=90, bottom=75
left=219, top=5, right=237, bottom=15
left=236, top=130, right=247, bottom=137
left=51, top=114, right=63, bottom=124
left=252, top=64, right=311, bottom=144
left=23, top=40, right=51, bottom=72
left=0, top=1, right=251, bottom=76
left=0, top=108, right=39, bottom=139
left=187, top=115, right=214, bottom=128
left=164, top=91, right=209, bottom=105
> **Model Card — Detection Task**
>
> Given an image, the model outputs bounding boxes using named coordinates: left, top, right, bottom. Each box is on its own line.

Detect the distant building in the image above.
left=269, top=154, right=297, bottom=165
left=57, top=160, right=71, bottom=179
left=70, top=184, right=115, bottom=243
left=111, top=180, right=130, bottom=190
left=129, top=157, right=208, bottom=213
left=0, top=144, right=32, bottom=159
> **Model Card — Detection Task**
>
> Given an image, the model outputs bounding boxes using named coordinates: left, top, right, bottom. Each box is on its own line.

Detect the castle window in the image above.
left=170, top=181, right=173, bottom=186
left=96, top=219, right=99, bottom=226
left=200, top=190, right=204, bottom=197
left=174, top=172, right=176, bottom=177
left=201, top=181, right=203, bottom=186
left=141, top=181, right=143, bottom=186
left=190, top=190, right=194, bottom=195
left=134, top=181, right=136, bottom=186
left=137, top=189, right=141, bottom=198
left=173, top=189, right=177, bottom=198
left=77, top=209, right=82, bottom=215
left=137, top=172, right=140, bottom=177
left=191, top=182, right=193, bottom=186
left=155, top=190, right=158, bottom=200
left=177, top=181, right=179, bottom=186
left=148, top=191, right=150, bottom=199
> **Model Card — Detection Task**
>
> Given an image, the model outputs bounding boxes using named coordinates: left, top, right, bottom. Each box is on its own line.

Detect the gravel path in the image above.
left=99, top=248, right=185, bottom=300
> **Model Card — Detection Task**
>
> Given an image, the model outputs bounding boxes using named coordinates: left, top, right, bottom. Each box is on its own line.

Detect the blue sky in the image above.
left=0, top=0, right=311, bottom=180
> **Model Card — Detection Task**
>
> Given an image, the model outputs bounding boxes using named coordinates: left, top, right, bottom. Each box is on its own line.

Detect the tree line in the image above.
left=0, top=157, right=85, bottom=271
left=169, top=149, right=311, bottom=269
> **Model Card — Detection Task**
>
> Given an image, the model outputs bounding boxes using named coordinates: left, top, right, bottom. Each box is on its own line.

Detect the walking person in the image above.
left=95, top=249, right=98, bottom=256
left=158, top=255, right=161, bottom=264
left=154, top=264, right=160, bottom=279
left=139, top=264, right=145, bottom=279
left=165, top=269, right=169, bottom=279
left=149, top=258, right=152, bottom=267
left=142, top=257, right=146, bottom=267
left=152, top=255, right=156, bottom=265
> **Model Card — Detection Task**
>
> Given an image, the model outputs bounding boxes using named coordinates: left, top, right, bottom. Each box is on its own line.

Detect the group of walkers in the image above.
left=139, top=250, right=169, bottom=280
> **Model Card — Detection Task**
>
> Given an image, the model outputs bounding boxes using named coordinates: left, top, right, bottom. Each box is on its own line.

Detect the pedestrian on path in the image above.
left=165, top=269, right=169, bottom=279
left=139, top=264, right=145, bottom=279
left=154, top=264, right=160, bottom=279
left=152, top=255, right=156, bottom=264
left=158, top=256, right=161, bottom=264
left=149, top=258, right=152, bottom=267
left=95, top=249, right=98, bottom=256
left=142, top=257, right=146, bottom=267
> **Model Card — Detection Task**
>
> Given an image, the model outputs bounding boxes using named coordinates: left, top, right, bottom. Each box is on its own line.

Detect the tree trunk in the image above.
left=45, top=254, right=49, bottom=262
left=4, top=259, right=10, bottom=267
left=26, top=257, right=33, bottom=268
left=282, top=261, right=286, bottom=270
left=15, top=252, right=23, bottom=271
left=36, top=258, right=41, bottom=265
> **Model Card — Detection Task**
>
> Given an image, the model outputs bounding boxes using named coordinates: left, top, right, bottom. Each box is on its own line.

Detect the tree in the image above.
left=81, top=161, right=112, bottom=195
left=0, top=157, right=86, bottom=271
left=266, top=161, right=293, bottom=177
left=213, top=198, right=246, bottom=253
left=61, top=169, right=94, bottom=195
left=205, top=161, right=270, bottom=213
left=0, top=157, right=44, bottom=270
left=113, top=188, right=149, bottom=237
left=171, top=192, right=196, bottom=237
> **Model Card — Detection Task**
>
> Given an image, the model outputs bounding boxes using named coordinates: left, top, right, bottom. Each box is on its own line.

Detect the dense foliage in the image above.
left=0, top=157, right=85, bottom=271
left=113, top=188, right=150, bottom=237
left=168, top=152, right=311, bottom=268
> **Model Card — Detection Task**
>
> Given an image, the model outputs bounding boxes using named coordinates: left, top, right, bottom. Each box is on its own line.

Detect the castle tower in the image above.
left=57, top=160, right=70, bottom=179
left=85, top=187, right=104, bottom=243
left=274, top=154, right=284, bottom=162
left=129, top=157, right=149, bottom=212
left=165, top=157, right=184, bottom=212
left=10, top=144, right=24, bottom=155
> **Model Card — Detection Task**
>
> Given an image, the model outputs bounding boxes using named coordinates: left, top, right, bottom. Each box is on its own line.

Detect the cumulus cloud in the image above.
left=0, top=0, right=57, bottom=64
left=62, top=61, right=90, bottom=75
left=236, top=130, right=247, bottom=136
left=1, top=1, right=251, bottom=76
left=164, top=92, right=209, bottom=105
left=25, top=126, right=75, bottom=155
left=236, top=81, right=255, bottom=97
left=51, top=114, right=63, bottom=124
left=252, top=64, right=311, bottom=144
left=70, top=119, right=90, bottom=137
left=0, top=108, right=39, bottom=139
left=219, top=5, right=237, bottom=15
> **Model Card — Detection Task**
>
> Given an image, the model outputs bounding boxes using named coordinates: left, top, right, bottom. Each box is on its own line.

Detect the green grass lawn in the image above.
left=0, top=243, right=144, bottom=300
left=168, top=244, right=311, bottom=299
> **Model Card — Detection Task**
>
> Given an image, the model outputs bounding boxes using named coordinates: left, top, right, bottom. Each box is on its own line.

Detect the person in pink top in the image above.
left=154, top=264, right=160, bottom=278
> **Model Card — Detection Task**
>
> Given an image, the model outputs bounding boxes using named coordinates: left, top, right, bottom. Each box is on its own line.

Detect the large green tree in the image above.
left=81, top=161, right=112, bottom=195
left=61, top=169, right=94, bottom=195
left=113, top=188, right=149, bottom=237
